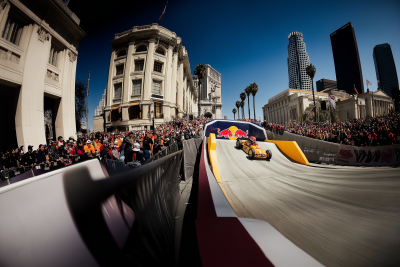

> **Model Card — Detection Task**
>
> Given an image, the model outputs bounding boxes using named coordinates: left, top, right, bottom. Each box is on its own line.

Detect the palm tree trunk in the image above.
left=253, top=95, right=256, bottom=120
left=311, top=78, right=316, bottom=122
left=247, top=97, right=250, bottom=119
left=198, top=82, right=201, bottom=117
left=234, top=114, right=236, bottom=120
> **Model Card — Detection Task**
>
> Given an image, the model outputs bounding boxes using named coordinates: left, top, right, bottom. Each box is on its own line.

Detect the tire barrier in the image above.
left=267, top=130, right=400, bottom=166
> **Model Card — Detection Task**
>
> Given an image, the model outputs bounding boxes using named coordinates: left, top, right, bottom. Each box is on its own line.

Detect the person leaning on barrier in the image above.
left=23, top=145, right=36, bottom=166
left=84, top=140, right=95, bottom=158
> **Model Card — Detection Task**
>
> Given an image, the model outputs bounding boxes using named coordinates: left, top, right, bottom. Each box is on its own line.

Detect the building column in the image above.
left=163, top=45, right=173, bottom=121
left=15, top=24, right=51, bottom=151
left=0, top=1, right=10, bottom=34
left=143, top=39, right=156, bottom=120
left=122, top=42, right=135, bottom=122
left=177, top=61, right=184, bottom=118
left=170, top=51, right=178, bottom=118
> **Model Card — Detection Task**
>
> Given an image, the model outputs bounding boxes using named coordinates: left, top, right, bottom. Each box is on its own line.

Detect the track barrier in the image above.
left=265, top=140, right=309, bottom=165
left=267, top=130, right=400, bottom=166
left=207, top=133, right=221, bottom=182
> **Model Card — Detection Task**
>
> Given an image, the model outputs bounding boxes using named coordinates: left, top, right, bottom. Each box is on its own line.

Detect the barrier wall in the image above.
left=204, top=120, right=267, bottom=141
left=267, top=130, right=400, bottom=166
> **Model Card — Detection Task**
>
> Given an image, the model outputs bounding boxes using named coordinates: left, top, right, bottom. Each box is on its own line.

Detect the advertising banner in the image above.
left=204, top=120, right=267, bottom=141
left=337, top=144, right=400, bottom=166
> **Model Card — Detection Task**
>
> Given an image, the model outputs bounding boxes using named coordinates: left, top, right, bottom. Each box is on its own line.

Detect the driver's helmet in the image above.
left=250, top=136, right=256, bottom=142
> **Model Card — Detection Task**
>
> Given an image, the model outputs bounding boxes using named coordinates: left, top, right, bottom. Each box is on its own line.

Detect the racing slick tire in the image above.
left=266, top=149, right=272, bottom=161
left=248, top=148, right=255, bottom=159
left=236, top=138, right=243, bottom=149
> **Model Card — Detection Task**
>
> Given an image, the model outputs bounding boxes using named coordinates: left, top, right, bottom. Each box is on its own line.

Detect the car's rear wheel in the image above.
left=266, top=149, right=272, bottom=161
left=248, top=148, right=255, bottom=159
left=236, top=138, right=242, bottom=149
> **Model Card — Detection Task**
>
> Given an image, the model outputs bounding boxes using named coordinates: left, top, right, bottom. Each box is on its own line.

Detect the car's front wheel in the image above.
left=266, top=149, right=272, bottom=161
left=248, top=148, right=255, bottom=159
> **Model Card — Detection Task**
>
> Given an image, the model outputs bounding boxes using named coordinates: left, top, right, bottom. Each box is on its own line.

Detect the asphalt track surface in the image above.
left=216, top=140, right=400, bottom=267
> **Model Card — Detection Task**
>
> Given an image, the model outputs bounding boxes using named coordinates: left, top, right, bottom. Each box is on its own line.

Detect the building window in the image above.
left=1, top=10, right=26, bottom=46
left=114, top=83, right=122, bottom=99
left=136, top=45, right=147, bottom=52
left=135, top=60, right=144, bottom=71
left=155, top=46, right=165, bottom=55
left=153, top=61, right=163, bottom=73
left=117, top=50, right=126, bottom=57
left=132, top=79, right=141, bottom=95
left=116, top=64, right=124, bottom=75
left=129, top=105, right=141, bottom=119
left=111, top=109, right=121, bottom=122
left=48, top=45, right=61, bottom=67
left=154, top=102, right=163, bottom=118
left=152, top=80, right=161, bottom=94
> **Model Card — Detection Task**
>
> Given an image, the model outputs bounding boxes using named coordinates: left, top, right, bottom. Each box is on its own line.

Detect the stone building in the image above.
left=287, top=32, right=312, bottom=91
left=94, top=89, right=106, bottom=116
left=192, top=64, right=222, bottom=119
left=262, top=89, right=330, bottom=125
left=104, top=23, right=198, bottom=132
left=0, top=0, right=85, bottom=152
left=337, top=90, right=394, bottom=121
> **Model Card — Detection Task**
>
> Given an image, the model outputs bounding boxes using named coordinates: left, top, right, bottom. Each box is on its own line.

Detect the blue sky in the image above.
left=73, top=0, right=400, bottom=129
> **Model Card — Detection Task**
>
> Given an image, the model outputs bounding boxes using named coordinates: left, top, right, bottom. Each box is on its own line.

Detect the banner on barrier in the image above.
left=337, top=144, right=400, bottom=166
left=205, top=120, right=267, bottom=141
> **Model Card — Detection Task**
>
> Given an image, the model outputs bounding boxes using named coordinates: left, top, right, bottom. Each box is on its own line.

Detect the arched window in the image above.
left=117, top=50, right=126, bottom=57
left=136, top=45, right=147, bottom=52
left=155, top=46, right=165, bottom=55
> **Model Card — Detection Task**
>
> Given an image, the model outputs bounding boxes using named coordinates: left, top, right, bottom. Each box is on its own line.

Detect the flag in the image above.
left=366, top=79, right=372, bottom=86
left=377, top=80, right=380, bottom=84
left=158, top=2, right=167, bottom=21
left=330, top=95, right=336, bottom=109
left=354, top=86, right=359, bottom=94
left=118, top=104, right=122, bottom=113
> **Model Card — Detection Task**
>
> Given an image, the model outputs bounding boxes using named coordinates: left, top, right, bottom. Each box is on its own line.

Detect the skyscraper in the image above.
left=330, top=22, right=364, bottom=95
left=373, top=43, right=399, bottom=98
left=287, top=32, right=312, bottom=90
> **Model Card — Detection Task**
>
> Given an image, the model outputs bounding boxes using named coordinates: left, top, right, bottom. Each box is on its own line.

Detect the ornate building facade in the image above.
left=287, top=32, right=312, bottom=91
left=262, top=89, right=330, bottom=125
left=104, top=23, right=198, bottom=131
left=0, top=0, right=85, bottom=152
left=193, top=64, right=222, bottom=119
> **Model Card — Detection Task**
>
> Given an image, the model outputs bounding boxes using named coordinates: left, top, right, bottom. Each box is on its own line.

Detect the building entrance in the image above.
left=0, top=83, right=20, bottom=152
left=44, top=94, right=61, bottom=144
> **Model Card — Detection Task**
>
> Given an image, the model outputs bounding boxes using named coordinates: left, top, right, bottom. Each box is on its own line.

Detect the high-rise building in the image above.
left=373, top=43, right=399, bottom=99
left=316, top=79, right=337, bottom=92
left=287, top=32, right=312, bottom=90
left=330, top=22, right=364, bottom=95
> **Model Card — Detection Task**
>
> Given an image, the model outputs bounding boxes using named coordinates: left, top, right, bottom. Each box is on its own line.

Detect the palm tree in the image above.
left=235, top=101, right=241, bottom=119
left=306, top=64, right=316, bottom=121
left=193, top=64, right=207, bottom=117
left=250, top=82, right=258, bottom=120
left=244, top=85, right=252, bottom=119
left=232, top=108, right=237, bottom=120
left=240, top=101, right=245, bottom=119
left=240, top=92, right=246, bottom=119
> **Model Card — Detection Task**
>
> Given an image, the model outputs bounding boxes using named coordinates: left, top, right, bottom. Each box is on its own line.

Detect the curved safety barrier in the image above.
left=207, top=133, right=221, bottom=182
left=204, top=120, right=268, bottom=141
left=265, top=140, right=309, bottom=165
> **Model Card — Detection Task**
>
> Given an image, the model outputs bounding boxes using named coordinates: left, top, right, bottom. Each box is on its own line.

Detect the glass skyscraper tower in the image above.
left=373, top=43, right=399, bottom=98
left=287, top=32, right=312, bottom=90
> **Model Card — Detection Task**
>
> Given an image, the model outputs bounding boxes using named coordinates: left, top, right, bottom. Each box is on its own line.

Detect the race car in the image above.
left=235, top=136, right=272, bottom=161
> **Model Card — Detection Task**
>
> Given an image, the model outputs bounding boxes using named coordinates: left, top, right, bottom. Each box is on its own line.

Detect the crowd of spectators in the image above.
left=0, top=117, right=210, bottom=179
left=264, top=114, right=400, bottom=147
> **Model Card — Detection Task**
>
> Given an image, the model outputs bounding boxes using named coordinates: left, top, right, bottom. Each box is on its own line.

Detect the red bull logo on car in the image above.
left=217, top=126, right=248, bottom=140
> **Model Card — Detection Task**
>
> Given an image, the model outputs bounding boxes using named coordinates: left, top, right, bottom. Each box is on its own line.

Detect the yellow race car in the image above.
left=236, top=136, right=272, bottom=161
